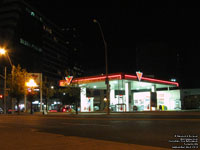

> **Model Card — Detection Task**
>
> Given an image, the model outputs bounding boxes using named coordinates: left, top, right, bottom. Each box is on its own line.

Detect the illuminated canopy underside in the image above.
left=72, top=73, right=179, bottom=90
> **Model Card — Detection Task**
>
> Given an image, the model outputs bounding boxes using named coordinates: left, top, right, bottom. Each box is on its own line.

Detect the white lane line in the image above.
left=62, top=123, right=111, bottom=127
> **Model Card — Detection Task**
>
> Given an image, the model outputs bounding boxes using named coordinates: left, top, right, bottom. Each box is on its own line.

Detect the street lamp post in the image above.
left=0, top=67, right=7, bottom=114
left=93, top=19, right=110, bottom=115
left=0, top=48, right=13, bottom=114
left=3, top=67, right=6, bottom=114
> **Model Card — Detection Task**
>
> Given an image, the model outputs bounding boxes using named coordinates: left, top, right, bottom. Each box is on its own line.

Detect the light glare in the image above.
left=0, top=48, right=6, bottom=55
left=26, top=79, right=37, bottom=87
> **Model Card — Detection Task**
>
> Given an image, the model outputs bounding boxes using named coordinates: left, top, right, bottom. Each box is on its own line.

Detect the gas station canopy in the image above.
left=72, top=73, right=179, bottom=90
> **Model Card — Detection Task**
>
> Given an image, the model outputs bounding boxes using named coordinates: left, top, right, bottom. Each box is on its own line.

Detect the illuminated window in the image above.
left=19, top=38, right=42, bottom=52
left=43, top=25, right=52, bottom=34
left=53, top=37, right=58, bottom=42
left=31, top=11, right=35, bottom=16
left=26, top=8, right=43, bottom=22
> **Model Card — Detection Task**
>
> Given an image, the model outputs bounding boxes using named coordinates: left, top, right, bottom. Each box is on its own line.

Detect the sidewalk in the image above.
left=0, top=126, right=170, bottom=150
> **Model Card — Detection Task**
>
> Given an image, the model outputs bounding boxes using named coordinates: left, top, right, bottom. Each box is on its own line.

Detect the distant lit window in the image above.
left=19, top=38, right=42, bottom=52
left=43, top=25, right=52, bottom=34
left=20, top=38, right=30, bottom=47
left=26, top=8, right=43, bottom=22
left=170, top=78, right=176, bottom=82
left=31, top=11, right=35, bottom=16
left=53, top=37, right=58, bottom=42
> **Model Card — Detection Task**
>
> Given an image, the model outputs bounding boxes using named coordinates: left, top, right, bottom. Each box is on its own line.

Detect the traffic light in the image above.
left=0, top=94, right=3, bottom=99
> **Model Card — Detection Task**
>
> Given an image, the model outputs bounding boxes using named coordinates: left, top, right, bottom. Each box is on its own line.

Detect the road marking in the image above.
left=62, top=123, right=111, bottom=126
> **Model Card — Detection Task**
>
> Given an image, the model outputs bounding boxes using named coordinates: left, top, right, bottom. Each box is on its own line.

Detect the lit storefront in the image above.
left=72, top=72, right=181, bottom=112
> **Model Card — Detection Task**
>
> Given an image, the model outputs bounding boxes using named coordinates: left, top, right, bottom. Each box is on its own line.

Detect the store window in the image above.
left=134, top=92, right=150, bottom=111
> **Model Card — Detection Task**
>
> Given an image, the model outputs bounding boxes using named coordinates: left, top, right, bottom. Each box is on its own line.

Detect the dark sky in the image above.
left=28, top=0, right=200, bottom=88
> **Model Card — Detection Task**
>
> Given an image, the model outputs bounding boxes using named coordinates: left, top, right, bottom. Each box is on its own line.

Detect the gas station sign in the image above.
left=59, top=76, right=73, bottom=87
left=136, top=71, right=143, bottom=81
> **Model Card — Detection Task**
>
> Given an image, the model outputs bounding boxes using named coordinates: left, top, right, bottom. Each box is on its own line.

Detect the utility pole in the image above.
left=93, top=19, right=110, bottom=114
left=3, top=67, right=6, bottom=114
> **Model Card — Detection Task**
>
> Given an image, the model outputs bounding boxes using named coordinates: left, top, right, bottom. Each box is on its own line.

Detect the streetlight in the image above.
left=0, top=48, right=13, bottom=114
left=0, top=48, right=13, bottom=67
left=0, top=49, right=6, bottom=55
left=25, top=78, right=38, bottom=114
left=93, top=19, right=110, bottom=114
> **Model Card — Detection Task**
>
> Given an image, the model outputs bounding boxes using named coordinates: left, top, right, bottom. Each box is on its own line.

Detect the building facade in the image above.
left=0, top=0, right=81, bottom=83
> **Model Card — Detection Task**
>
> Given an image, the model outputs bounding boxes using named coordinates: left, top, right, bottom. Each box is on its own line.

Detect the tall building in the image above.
left=0, top=0, right=81, bottom=83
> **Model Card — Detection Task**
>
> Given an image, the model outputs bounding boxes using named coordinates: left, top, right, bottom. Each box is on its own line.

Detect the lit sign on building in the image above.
left=59, top=76, right=73, bottom=87
left=136, top=71, right=143, bottom=81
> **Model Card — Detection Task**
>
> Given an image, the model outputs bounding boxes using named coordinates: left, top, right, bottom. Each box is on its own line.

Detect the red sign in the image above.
left=59, top=80, right=68, bottom=87
left=136, top=71, right=143, bottom=81
left=59, top=76, right=73, bottom=87
left=65, top=76, right=73, bottom=85
left=27, top=73, right=42, bottom=86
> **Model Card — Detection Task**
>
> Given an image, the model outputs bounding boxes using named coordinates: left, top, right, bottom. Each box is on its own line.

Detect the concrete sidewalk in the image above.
left=0, top=126, right=170, bottom=150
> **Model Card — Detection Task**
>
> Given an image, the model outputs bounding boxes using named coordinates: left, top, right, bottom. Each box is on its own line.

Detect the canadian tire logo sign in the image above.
left=59, top=76, right=73, bottom=87
left=136, top=71, right=143, bottom=81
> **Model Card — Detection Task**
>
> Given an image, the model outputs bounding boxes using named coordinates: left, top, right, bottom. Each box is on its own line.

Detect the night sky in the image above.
left=28, top=0, right=200, bottom=88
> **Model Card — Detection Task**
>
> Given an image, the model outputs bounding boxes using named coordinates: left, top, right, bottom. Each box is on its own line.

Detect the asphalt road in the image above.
left=0, top=112, right=199, bottom=150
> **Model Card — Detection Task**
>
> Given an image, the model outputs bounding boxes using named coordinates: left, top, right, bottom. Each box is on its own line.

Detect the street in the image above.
left=0, top=112, right=199, bottom=150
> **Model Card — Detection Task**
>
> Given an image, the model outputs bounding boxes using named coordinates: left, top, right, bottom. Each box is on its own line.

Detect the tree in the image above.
left=7, top=65, right=28, bottom=114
